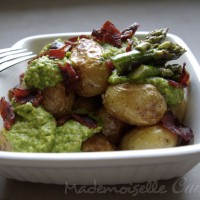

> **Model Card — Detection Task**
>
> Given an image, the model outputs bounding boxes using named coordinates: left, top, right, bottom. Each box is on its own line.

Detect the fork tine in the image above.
left=0, top=47, right=22, bottom=54
left=0, top=49, right=27, bottom=58
left=0, top=51, right=34, bottom=64
left=0, top=54, right=36, bottom=72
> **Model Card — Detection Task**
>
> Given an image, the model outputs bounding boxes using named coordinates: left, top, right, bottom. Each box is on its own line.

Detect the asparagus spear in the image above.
left=111, top=41, right=186, bottom=74
left=128, top=64, right=182, bottom=82
left=108, top=64, right=182, bottom=84
left=128, top=28, right=169, bottom=53
left=145, top=28, right=169, bottom=44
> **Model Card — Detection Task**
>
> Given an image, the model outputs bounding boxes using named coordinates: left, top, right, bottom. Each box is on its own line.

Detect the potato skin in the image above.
left=96, top=106, right=128, bottom=145
left=73, top=96, right=101, bottom=114
left=120, top=124, right=178, bottom=150
left=70, top=38, right=110, bottom=97
left=0, top=131, right=11, bottom=151
left=170, top=98, right=187, bottom=121
left=41, top=83, right=74, bottom=119
left=103, top=83, right=167, bottom=126
left=81, top=133, right=116, bottom=152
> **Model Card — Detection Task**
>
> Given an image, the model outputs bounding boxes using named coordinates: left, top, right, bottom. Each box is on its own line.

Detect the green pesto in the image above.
left=101, top=43, right=126, bottom=60
left=53, top=120, right=102, bottom=152
left=108, top=69, right=131, bottom=84
left=23, top=56, right=64, bottom=90
left=5, top=103, right=56, bottom=152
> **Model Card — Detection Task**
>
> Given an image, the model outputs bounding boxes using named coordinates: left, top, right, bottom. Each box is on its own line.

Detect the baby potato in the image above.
left=73, top=96, right=101, bottom=114
left=170, top=98, right=187, bottom=121
left=41, top=83, right=74, bottom=119
left=96, top=106, right=128, bottom=145
left=0, top=131, right=11, bottom=151
left=81, top=133, right=116, bottom=152
left=103, top=83, right=167, bottom=126
left=120, top=124, right=178, bottom=150
left=70, top=38, right=110, bottom=97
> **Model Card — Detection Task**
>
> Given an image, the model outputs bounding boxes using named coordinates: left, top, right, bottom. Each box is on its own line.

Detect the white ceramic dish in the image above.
left=0, top=32, right=200, bottom=185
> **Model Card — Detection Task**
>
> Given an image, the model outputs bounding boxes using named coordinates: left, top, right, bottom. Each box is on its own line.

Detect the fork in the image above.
left=0, top=47, right=36, bottom=72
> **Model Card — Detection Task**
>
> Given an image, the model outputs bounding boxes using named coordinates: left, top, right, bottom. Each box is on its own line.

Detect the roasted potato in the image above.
left=41, top=83, right=74, bottom=119
left=103, top=83, right=167, bottom=126
left=0, top=131, right=11, bottom=151
left=70, top=38, right=110, bottom=97
left=170, top=98, right=187, bottom=121
left=81, top=133, right=116, bottom=152
left=96, top=106, right=128, bottom=145
left=120, top=124, right=178, bottom=150
left=73, top=96, right=101, bottom=114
